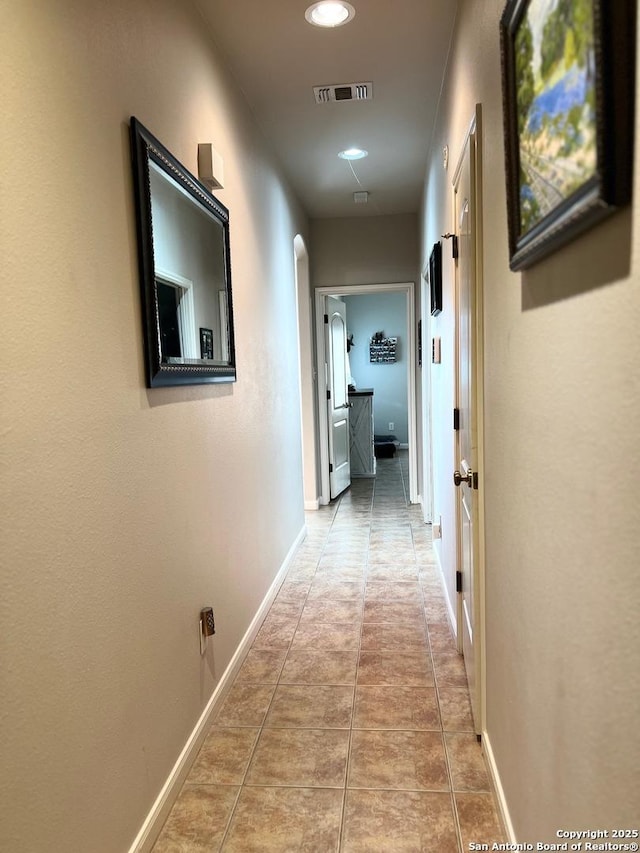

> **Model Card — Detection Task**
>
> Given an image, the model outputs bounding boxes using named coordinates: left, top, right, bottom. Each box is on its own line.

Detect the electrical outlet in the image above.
left=199, top=607, right=215, bottom=655
left=201, top=607, right=215, bottom=636
left=388, top=422, right=394, bottom=431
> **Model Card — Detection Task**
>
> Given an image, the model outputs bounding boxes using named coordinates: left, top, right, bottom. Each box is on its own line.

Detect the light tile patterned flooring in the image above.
left=153, top=453, right=504, bottom=851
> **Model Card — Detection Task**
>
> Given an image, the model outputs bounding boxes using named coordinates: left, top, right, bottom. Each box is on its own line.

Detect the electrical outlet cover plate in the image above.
left=201, top=607, right=215, bottom=636
left=199, top=607, right=215, bottom=654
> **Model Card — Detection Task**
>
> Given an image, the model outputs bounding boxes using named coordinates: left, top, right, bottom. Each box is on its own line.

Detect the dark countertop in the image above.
left=348, top=387, right=373, bottom=396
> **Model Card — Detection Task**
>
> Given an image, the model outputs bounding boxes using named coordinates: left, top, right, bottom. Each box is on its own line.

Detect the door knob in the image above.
left=453, top=469, right=473, bottom=487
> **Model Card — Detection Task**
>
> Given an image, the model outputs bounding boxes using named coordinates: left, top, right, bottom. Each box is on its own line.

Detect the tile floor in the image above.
left=153, top=453, right=505, bottom=852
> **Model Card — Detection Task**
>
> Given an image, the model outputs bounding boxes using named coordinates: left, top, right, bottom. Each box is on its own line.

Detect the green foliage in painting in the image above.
left=516, top=16, right=535, bottom=135
left=541, top=0, right=593, bottom=78
left=514, top=0, right=596, bottom=236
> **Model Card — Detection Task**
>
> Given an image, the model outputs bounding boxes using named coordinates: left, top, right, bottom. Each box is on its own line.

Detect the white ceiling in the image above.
left=195, top=0, right=458, bottom=218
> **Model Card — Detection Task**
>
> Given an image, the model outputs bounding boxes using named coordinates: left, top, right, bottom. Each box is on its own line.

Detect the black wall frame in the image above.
left=429, top=241, right=443, bottom=316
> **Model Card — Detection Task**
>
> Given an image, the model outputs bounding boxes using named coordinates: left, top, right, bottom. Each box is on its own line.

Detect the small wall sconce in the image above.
left=198, top=143, right=224, bottom=190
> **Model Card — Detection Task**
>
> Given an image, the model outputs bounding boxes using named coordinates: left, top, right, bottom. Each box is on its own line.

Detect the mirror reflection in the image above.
left=149, top=162, right=229, bottom=365
left=130, top=118, right=236, bottom=387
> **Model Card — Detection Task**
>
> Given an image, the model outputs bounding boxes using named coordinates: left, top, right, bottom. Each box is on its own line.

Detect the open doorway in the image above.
left=314, top=282, right=418, bottom=505
left=343, top=291, right=409, bottom=451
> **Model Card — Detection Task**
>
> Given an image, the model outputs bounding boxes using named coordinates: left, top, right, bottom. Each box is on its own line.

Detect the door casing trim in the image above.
left=314, top=282, right=418, bottom=505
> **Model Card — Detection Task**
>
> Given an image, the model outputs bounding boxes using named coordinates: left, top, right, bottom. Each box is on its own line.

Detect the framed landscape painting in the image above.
left=429, top=241, right=442, bottom=316
left=500, top=0, right=635, bottom=270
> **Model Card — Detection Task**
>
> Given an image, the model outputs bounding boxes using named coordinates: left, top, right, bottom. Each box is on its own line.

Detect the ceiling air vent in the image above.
left=313, top=82, right=373, bottom=104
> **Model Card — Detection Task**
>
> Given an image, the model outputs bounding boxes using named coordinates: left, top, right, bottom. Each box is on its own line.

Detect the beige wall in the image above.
left=310, top=214, right=422, bottom=497
left=310, top=214, right=419, bottom=288
left=0, top=1, right=307, bottom=850
left=422, top=0, right=640, bottom=839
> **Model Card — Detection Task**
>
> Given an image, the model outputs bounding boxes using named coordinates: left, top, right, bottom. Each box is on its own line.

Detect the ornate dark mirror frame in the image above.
left=130, top=117, right=237, bottom=387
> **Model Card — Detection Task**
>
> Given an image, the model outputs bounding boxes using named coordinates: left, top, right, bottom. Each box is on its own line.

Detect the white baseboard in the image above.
left=482, top=729, right=516, bottom=843
left=432, top=545, right=457, bottom=636
left=129, top=524, right=307, bottom=853
left=304, top=498, right=320, bottom=510
left=417, top=493, right=433, bottom=524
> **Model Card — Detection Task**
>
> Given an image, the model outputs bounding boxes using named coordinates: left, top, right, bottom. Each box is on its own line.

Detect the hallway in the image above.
left=153, top=454, right=504, bottom=851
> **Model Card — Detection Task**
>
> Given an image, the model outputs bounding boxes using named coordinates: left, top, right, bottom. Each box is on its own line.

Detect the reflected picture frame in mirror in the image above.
left=130, top=117, right=237, bottom=386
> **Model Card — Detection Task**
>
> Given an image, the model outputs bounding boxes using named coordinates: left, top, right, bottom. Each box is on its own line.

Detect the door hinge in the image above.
left=329, top=463, right=333, bottom=473
left=324, top=313, right=329, bottom=324
left=326, top=389, right=331, bottom=401
left=456, top=570, right=462, bottom=593
left=473, top=471, right=479, bottom=490
left=453, top=408, right=460, bottom=431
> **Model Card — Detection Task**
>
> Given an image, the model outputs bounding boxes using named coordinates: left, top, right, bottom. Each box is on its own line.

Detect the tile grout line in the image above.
left=154, top=455, right=495, bottom=851
left=337, top=470, right=374, bottom=852
left=288, top=486, right=354, bottom=853
left=418, top=512, right=465, bottom=851
left=218, top=495, right=335, bottom=851
left=407, top=475, right=466, bottom=852
left=422, top=558, right=465, bottom=853
left=337, top=479, right=374, bottom=852
left=434, top=668, right=469, bottom=853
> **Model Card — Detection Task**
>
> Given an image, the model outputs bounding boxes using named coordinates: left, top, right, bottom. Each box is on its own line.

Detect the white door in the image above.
left=326, top=296, right=351, bottom=499
left=453, top=112, right=482, bottom=734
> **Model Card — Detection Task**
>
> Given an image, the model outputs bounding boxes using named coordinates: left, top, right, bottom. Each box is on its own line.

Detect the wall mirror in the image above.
left=130, top=117, right=236, bottom=386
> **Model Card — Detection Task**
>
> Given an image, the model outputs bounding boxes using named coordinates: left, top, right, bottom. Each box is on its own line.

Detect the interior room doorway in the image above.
left=314, top=282, right=418, bottom=505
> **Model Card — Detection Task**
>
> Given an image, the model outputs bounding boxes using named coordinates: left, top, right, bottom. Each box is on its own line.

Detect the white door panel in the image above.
left=454, top=115, right=481, bottom=734
left=327, top=297, right=351, bottom=498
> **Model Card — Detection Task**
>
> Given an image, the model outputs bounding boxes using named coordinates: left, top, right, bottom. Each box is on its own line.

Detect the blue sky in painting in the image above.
left=526, top=66, right=591, bottom=133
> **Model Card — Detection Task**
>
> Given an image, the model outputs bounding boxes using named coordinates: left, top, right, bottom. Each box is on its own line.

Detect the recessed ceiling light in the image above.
left=338, top=147, right=368, bottom=160
left=305, top=1, right=356, bottom=28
